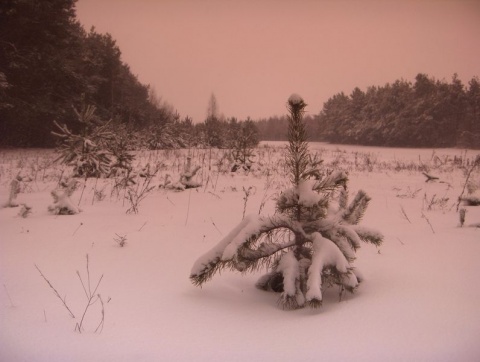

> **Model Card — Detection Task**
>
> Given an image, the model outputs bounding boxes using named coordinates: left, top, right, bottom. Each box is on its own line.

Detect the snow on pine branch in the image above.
left=305, top=232, right=358, bottom=306
left=190, top=214, right=304, bottom=286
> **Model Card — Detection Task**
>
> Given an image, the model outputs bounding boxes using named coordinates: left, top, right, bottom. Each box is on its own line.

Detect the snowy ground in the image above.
left=1, top=143, right=479, bottom=361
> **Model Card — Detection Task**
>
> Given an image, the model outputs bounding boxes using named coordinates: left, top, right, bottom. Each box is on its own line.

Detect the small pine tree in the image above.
left=48, top=178, right=81, bottom=215
left=230, top=119, right=259, bottom=172
left=52, top=101, right=113, bottom=178
left=190, top=94, right=383, bottom=310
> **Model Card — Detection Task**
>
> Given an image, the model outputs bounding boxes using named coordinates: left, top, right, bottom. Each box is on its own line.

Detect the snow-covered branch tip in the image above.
left=189, top=214, right=297, bottom=286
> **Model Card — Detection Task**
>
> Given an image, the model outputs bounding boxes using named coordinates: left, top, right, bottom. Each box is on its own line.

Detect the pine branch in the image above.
left=342, top=190, right=371, bottom=224
left=190, top=215, right=306, bottom=286
left=351, top=225, right=384, bottom=246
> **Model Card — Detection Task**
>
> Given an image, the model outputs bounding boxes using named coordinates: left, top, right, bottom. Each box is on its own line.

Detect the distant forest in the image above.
left=256, top=74, right=480, bottom=149
left=317, top=74, right=480, bottom=148
left=1, top=1, right=479, bottom=149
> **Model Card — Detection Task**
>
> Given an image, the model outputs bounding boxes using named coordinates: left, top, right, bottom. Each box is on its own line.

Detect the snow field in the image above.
left=1, top=143, right=479, bottom=361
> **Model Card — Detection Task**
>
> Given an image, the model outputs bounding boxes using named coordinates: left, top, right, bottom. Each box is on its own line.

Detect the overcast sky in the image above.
left=76, top=0, right=480, bottom=123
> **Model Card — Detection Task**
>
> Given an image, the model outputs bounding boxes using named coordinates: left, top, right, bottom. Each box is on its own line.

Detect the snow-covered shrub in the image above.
left=3, top=176, right=21, bottom=208
left=125, top=164, right=158, bottom=214
left=48, top=178, right=81, bottom=215
left=18, top=203, right=32, bottom=218
left=52, top=102, right=113, bottom=178
left=160, top=157, right=202, bottom=191
left=229, top=119, right=259, bottom=172
left=190, top=95, right=383, bottom=310
left=2, top=174, right=33, bottom=208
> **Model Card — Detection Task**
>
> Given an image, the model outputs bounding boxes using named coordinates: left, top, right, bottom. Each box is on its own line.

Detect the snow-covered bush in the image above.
left=2, top=176, right=21, bottom=208
left=160, top=157, right=202, bottom=191
left=18, top=203, right=32, bottom=218
left=2, top=174, right=32, bottom=208
left=48, top=178, right=81, bottom=215
left=190, top=95, right=383, bottom=310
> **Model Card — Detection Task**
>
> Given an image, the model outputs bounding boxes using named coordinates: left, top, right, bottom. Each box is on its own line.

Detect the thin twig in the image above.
left=3, top=284, right=15, bottom=307
left=210, top=217, right=222, bottom=235
left=421, top=211, right=435, bottom=234
left=75, top=255, right=104, bottom=333
left=94, top=294, right=105, bottom=333
left=72, top=222, right=83, bottom=236
left=138, top=221, right=147, bottom=231
left=34, top=264, right=75, bottom=318
left=399, top=205, right=412, bottom=224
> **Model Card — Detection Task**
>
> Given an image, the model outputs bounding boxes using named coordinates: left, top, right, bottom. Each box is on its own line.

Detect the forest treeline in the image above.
left=0, top=0, right=167, bottom=147
left=0, top=0, right=203, bottom=148
left=0, top=1, right=258, bottom=149
left=256, top=74, right=480, bottom=149
left=318, top=74, right=480, bottom=148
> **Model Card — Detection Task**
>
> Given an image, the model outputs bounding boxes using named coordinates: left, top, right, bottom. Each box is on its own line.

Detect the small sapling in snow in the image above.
left=48, top=178, right=81, bottom=215
left=160, top=157, right=202, bottom=191
left=190, top=95, right=383, bottom=310
left=3, top=175, right=22, bottom=208
left=18, top=203, right=32, bottom=218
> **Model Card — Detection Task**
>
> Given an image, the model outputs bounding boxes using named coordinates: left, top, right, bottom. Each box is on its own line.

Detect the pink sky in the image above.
left=76, top=0, right=480, bottom=123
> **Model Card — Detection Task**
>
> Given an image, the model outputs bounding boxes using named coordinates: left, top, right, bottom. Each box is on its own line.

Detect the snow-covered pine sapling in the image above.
left=163, top=157, right=202, bottom=191
left=48, top=178, right=81, bottom=215
left=179, top=157, right=202, bottom=189
left=190, top=94, right=383, bottom=310
left=230, top=119, right=259, bottom=173
left=52, top=101, right=113, bottom=178
left=107, top=134, right=135, bottom=178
